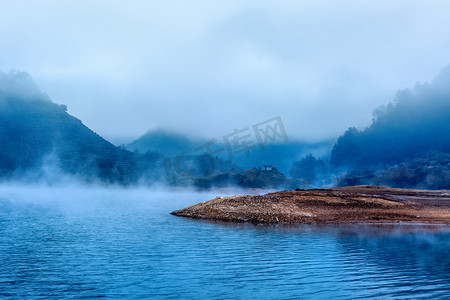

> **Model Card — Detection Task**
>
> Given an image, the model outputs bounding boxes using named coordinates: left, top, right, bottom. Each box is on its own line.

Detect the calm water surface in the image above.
left=0, top=185, right=449, bottom=299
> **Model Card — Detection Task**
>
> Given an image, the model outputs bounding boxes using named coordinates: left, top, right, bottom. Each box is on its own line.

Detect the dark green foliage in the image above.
left=233, top=166, right=287, bottom=188
left=290, top=154, right=328, bottom=183
left=192, top=166, right=289, bottom=190
left=329, top=67, right=450, bottom=189
left=331, top=67, right=450, bottom=168
left=0, top=74, right=159, bottom=185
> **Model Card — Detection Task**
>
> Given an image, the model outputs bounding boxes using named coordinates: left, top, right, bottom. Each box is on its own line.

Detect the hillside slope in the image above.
left=0, top=71, right=142, bottom=184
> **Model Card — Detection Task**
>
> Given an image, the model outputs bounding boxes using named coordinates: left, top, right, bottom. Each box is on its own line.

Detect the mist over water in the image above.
left=1, top=185, right=449, bottom=299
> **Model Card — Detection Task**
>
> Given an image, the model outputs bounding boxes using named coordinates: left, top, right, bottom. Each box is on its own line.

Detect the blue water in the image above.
left=0, top=186, right=449, bottom=299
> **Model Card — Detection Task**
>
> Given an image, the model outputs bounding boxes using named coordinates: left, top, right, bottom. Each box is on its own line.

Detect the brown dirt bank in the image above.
left=170, top=185, right=450, bottom=224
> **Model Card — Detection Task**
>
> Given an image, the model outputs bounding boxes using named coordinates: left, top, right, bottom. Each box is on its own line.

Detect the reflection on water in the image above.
left=0, top=186, right=449, bottom=299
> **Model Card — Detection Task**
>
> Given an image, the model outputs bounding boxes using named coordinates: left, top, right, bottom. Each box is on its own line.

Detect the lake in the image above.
left=0, top=185, right=449, bottom=299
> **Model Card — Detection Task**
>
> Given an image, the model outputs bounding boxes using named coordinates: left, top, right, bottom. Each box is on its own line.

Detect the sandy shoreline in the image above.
left=171, top=185, right=450, bottom=224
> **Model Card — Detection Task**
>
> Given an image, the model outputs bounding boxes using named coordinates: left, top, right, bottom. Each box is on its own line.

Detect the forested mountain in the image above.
left=289, top=66, right=450, bottom=189
left=331, top=66, right=450, bottom=168
left=0, top=71, right=152, bottom=184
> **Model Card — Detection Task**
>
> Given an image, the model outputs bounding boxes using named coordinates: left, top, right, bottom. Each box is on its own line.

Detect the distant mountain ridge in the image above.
left=4, top=67, right=449, bottom=190
left=127, top=129, right=334, bottom=174
left=126, top=129, right=204, bottom=157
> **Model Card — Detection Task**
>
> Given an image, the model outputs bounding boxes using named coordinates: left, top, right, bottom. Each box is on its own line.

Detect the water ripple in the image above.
left=0, top=187, right=449, bottom=299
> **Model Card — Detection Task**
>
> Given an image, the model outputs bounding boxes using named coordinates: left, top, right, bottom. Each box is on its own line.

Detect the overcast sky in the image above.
left=1, top=0, right=450, bottom=143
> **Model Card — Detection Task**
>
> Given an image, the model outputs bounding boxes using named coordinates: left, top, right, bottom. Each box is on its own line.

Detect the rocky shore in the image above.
left=171, top=186, right=450, bottom=224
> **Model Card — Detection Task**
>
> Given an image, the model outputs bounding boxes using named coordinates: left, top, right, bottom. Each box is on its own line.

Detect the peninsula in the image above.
left=171, top=186, right=450, bottom=224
